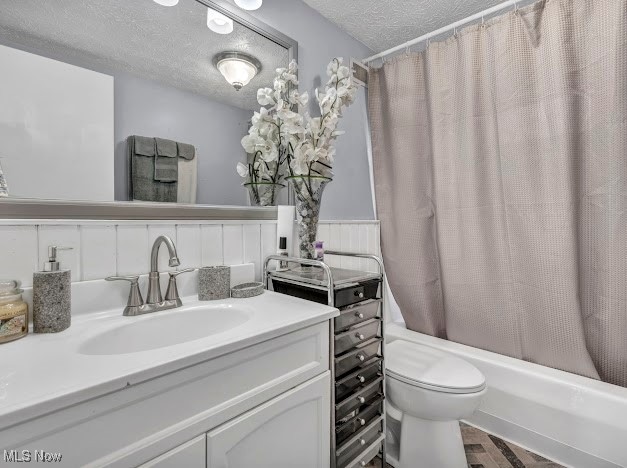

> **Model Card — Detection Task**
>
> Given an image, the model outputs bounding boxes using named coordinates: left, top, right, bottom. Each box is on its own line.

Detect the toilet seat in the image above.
left=386, top=340, right=486, bottom=394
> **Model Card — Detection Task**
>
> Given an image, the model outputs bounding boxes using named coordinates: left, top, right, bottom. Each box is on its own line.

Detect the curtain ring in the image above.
left=426, top=38, right=431, bottom=49
left=453, top=27, right=458, bottom=38
left=481, top=15, right=485, bottom=28
left=405, top=45, right=411, bottom=56
left=514, top=1, right=519, bottom=14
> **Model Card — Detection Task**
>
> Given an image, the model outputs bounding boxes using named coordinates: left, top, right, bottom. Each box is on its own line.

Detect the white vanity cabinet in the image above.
left=140, top=373, right=330, bottom=468
left=207, top=373, right=330, bottom=468
left=1, top=321, right=332, bottom=468
left=140, top=436, right=206, bottom=468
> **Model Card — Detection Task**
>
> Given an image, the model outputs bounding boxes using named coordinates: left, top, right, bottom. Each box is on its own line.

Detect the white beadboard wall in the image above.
left=0, top=219, right=380, bottom=288
left=316, top=220, right=381, bottom=272
left=0, top=220, right=278, bottom=288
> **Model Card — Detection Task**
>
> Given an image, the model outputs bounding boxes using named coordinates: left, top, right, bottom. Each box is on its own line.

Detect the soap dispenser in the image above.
left=33, top=246, right=72, bottom=333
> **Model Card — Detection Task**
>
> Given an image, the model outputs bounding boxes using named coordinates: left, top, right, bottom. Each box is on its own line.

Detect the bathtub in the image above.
left=386, top=322, right=627, bottom=468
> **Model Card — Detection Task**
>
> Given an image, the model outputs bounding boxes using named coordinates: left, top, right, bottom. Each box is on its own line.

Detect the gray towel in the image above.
left=128, top=136, right=177, bottom=203
left=154, top=138, right=178, bottom=182
left=134, top=135, right=155, bottom=156
left=177, top=142, right=196, bottom=160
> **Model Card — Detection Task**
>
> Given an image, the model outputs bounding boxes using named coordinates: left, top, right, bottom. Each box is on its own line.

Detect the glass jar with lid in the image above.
left=0, top=280, right=28, bottom=343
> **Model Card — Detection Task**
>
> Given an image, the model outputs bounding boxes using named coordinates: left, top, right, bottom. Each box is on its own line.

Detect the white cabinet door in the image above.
left=207, top=372, right=331, bottom=468
left=140, top=435, right=206, bottom=468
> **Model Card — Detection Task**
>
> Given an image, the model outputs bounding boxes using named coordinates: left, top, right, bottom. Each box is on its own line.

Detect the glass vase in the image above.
left=244, top=182, right=285, bottom=207
left=287, top=175, right=332, bottom=259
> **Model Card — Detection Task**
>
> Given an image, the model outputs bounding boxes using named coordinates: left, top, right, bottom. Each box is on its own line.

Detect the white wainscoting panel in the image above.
left=0, top=225, right=38, bottom=288
left=316, top=221, right=381, bottom=272
left=117, top=225, right=150, bottom=277
left=80, top=225, right=116, bottom=281
left=176, top=224, right=202, bottom=271
left=222, top=225, right=244, bottom=266
left=243, top=224, right=262, bottom=280
left=0, top=219, right=380, bottom=288
left=201, top=225, right=224, bottom=266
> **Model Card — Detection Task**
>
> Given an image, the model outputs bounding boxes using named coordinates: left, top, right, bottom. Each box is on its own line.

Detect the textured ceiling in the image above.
left=0, top=0, right=288, bottom=110
left=303, top=0, right=506, bottom=54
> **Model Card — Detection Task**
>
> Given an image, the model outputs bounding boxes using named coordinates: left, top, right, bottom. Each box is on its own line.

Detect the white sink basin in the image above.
left=79, top=304, right=252, bottom=355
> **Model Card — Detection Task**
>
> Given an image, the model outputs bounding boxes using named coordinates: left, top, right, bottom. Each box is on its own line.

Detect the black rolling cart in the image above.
left=263, top=251, right=387, bottom=468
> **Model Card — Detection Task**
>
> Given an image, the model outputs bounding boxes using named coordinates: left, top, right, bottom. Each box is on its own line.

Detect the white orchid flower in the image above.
left=326, top=57, right=342, bottom=77
left=236, top=162, right=249, bottom=178
left=259, top=140, right=279, bottom=162
left=291, top=156, right=309, bottom=175
left=313, top=147, right=328, bottom=162
left=284, top=72, right=298, bottom=85
left=257, top=87, right=275, bottom=106
left=337, top=65, right=350, bottom=80
left=273, top=77, right=287, bottom=93
left=241, top=134, right=263, bottom=153
left=325, top=146, right=336, bottom=163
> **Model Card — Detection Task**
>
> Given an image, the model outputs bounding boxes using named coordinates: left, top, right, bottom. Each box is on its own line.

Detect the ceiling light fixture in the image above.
left=234, top=0, right=262, bottom=11
left=153, top=0, right=179, bottom=6
left=213, top=52, right=261, bottom=91
left=207, top=8, right=234, bottom=34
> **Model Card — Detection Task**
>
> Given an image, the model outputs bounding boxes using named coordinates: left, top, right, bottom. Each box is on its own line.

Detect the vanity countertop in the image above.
left=0, top=291, right=338, bottom=429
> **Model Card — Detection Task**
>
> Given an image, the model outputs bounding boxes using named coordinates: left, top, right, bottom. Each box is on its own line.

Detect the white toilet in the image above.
left=385, top=340, right=487, bottom=468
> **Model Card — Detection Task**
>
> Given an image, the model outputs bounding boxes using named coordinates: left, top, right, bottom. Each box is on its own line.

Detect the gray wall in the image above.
left=114, top=74, right=250, bottom=205
left=252, top=0, right=375, bottom=220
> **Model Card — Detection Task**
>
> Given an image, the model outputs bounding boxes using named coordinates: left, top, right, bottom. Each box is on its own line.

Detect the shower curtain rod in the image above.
left=362, top=0, right=519, bottom=63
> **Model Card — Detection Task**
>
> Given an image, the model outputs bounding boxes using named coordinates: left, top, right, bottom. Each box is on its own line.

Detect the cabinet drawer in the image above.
left=335, top=299, right=381, bottom=332
left=334, top=280, right=380, bottom=308
left=335, top=357, right=382, bottom=401
left=336, top=377, right=383, bottom=422
left=336, top=396, right=383, bottom=445
left=335, top=338, right=381, bottom=378
left=335, top=319, right=381, bottom=355
left=337, top=417, right=384, bottom=468
left=345, top=436, right=384, bottom=468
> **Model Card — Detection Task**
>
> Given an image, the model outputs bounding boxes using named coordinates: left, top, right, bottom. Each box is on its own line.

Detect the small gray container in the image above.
left=198, top=266, right=230, bottom=301
left=33, top=270, right=71, bottom=333
left=231, top=282, right=264, bottom=299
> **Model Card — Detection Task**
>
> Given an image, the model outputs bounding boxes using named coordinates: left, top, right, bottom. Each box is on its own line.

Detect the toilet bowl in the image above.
left=385, top=340, right=487, bottom=468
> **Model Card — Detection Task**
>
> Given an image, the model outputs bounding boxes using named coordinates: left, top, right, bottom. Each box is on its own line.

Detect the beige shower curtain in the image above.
left=369, top=0, right=627, bottom=386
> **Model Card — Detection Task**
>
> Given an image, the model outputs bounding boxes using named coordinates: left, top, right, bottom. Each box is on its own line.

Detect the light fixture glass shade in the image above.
left=234, top=0, right=262, bottom=10
left=207, top=8, right=233, bottom=34
left=153, top=0, right=179, bottom=6
left=214, top=53, right=261, bottom=91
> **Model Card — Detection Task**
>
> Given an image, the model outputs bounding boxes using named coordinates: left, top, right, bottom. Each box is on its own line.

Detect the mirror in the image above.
left=0, top=0, right=296, bottom=208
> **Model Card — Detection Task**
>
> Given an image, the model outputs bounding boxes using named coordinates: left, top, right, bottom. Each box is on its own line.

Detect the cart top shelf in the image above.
left=269, top=266, right=382, bottom=289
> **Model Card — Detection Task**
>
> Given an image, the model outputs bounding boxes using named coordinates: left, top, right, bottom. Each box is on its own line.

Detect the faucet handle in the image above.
left=106, top=275, right=144, bottom=313
left=165, top=268, right=195, bottom=302
left=105, top=275, right=139, bottom=284
left=168, top=268, right=196, bottom=278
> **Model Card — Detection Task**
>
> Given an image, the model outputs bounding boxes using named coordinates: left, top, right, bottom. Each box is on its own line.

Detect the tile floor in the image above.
left=460, top=423, right=564, bottom=468
left=365, top=423, right=564, bottom=468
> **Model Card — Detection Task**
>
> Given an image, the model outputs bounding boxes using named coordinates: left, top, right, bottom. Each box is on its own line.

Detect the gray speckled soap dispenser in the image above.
left=33, top=246, right=72, bottom=333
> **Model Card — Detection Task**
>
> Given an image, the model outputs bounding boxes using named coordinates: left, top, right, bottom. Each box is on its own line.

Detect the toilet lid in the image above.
left=385, top=340, right=486, bottom=394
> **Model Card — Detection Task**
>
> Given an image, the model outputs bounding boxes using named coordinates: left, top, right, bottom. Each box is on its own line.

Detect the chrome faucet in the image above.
left=147, top=235, right=181, bottom=304
left=106, top=235, right=194, bottom=316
